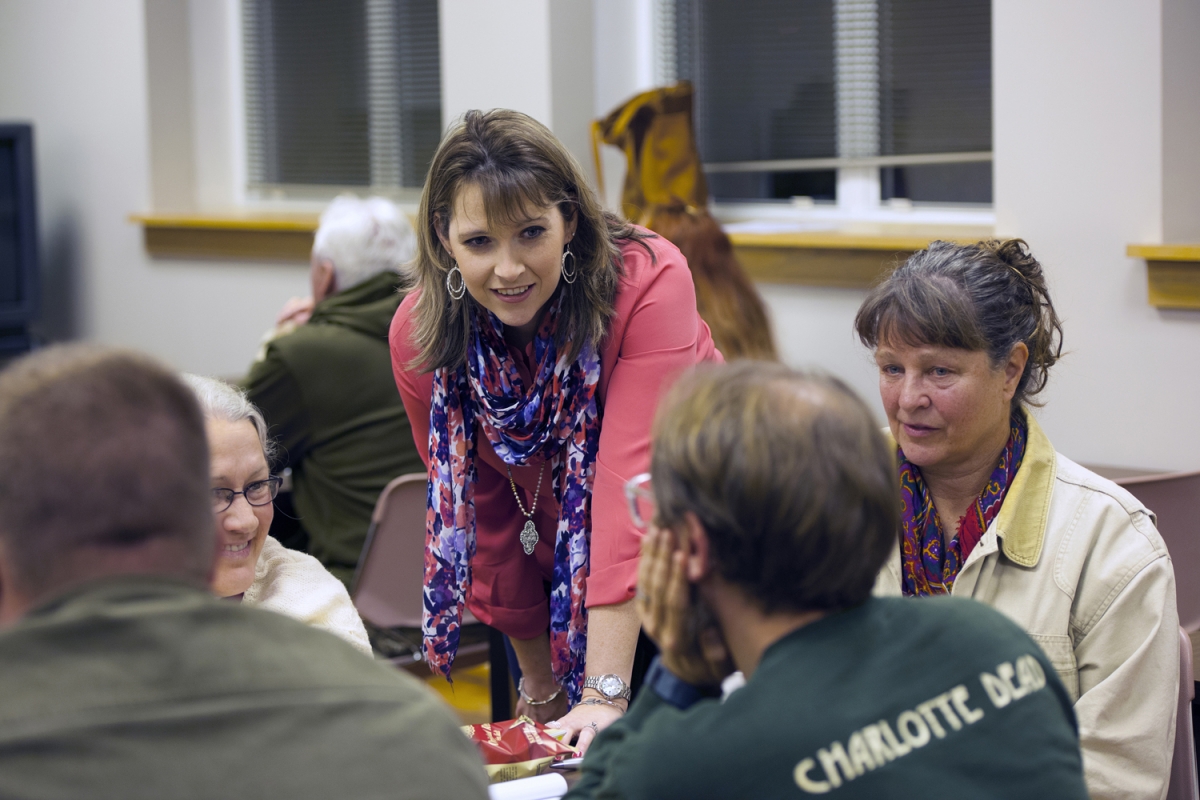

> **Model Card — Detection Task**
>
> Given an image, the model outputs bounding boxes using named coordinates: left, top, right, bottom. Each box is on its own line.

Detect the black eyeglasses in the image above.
left=211, top=477, right=282, bottom=513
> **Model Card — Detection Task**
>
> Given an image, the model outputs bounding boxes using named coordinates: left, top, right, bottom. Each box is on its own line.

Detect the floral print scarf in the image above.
left=423, top=293, right=600, bottom=704
left=899, top=413, right=1027, bottom=596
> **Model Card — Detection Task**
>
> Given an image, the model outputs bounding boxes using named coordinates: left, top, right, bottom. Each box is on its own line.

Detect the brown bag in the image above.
left=593, top=83, right=778, bottom=361
left=591, top=82, right=708, bottom=223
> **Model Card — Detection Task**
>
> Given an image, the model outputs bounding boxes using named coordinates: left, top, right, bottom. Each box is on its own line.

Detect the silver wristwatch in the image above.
left=583, top=673, right=631, bottom=701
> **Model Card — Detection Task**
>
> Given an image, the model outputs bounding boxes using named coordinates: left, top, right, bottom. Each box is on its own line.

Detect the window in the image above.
left=242, top=0, right=441, bottom=194
left=657, top=0, right=991, bottom=211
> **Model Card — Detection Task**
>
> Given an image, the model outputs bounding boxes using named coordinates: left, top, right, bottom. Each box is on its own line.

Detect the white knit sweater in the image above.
left=243, top=536, right=373, bottom=655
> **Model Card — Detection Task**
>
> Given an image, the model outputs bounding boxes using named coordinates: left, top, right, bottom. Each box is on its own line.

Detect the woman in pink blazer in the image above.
left=390, top=109, right=719, bottom=751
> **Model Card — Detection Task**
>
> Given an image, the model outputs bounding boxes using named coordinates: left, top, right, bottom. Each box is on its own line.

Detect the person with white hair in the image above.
left=184, top=374, right=371, bottom=654
left=275, top=194, right=418, bottom=330
left=244, top=194, right=423, bottom=587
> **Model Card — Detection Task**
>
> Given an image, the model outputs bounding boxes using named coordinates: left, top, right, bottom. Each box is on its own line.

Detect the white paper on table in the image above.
left=487, top=772, right=569, bottom=800
left=721, top=670, right=746, bottom=699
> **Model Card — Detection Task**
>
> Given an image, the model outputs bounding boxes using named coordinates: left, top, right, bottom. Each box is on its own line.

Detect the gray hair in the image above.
left=312, top=194, right=417, bottom=291
left=181, top=374, right=277, bottom=464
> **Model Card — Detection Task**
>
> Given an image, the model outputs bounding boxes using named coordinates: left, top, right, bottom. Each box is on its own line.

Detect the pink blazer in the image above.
left=390, top=232, right=721, bottom=639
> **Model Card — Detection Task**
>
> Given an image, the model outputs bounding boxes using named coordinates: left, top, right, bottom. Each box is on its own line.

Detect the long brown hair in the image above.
left=410, top=109, right=650, bottom=372
left=644, top=204, right=777, bottom=361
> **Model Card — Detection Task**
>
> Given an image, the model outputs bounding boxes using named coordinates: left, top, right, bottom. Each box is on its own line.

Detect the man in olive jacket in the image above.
left=0, top=345, right=488, bottom=800
left=246, top=195, right=423, bottom=586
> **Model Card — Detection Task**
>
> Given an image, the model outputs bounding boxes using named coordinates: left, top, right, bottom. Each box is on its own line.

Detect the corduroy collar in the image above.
left=991, top=411, right=1056, bottom=567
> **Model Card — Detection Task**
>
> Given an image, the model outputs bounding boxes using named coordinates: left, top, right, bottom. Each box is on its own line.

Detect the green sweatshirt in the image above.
left=0, top=577, right=489, bottom=799
left=568, top=596, right=1088, bottom=800
left=245, top=270, right=423, bottom=585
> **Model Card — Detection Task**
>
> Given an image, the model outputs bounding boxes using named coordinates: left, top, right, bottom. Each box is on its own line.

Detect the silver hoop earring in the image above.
left=561, top=247, right=577, bottom=284
left=446, top=263, right=466, bottom=301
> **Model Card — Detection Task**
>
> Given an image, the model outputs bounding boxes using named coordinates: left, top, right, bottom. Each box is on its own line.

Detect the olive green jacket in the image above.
left=0, top=577, right=488, bottom=799
left=245, top=271, right=423, bottom=585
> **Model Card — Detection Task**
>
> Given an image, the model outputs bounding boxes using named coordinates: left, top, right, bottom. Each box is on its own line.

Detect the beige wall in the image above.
left=993, top=0, right=1200, bottom=471
left=440, top=0, right=595, bottom=180
left=1, top=0, right=1197, bottom=469
left=0, top=0, right=309, bottom=377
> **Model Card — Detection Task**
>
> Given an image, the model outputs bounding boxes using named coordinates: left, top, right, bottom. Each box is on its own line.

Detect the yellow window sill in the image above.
left=130, top=212, right=320, bottom=261
left=728, top=224, right=993, bottom=289
left=129, top=212, right=993, bottom=289
left=1126, top=243, right=1200, bottom=310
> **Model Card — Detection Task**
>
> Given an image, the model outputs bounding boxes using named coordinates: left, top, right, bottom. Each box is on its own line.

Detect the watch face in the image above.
left=599, top=675, right=624, bottom=697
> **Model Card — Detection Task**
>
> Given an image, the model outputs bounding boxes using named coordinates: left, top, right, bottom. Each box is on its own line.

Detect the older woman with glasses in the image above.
left=184, top=375, right=371, bottom=654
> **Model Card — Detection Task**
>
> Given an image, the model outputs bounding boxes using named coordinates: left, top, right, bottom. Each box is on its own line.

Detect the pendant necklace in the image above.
left=506, top=461, right=547, bottom=556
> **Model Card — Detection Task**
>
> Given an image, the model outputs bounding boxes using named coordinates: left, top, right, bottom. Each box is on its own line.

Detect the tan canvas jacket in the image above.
left=874, top=413, right=1179, bottom=800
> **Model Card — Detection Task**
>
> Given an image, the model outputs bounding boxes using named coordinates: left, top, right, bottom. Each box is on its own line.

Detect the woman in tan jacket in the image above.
left=856, top=239, right=1179, bottom=800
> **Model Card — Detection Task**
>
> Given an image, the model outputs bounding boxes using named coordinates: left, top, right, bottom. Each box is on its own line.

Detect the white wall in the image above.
left=189, top=0, right=245, bottom=210
left=993, top=0, right=1200, bottom=471
left=759, top=286, right=884, bottom=418
left=440, top=1, right=553, bottom=125
left=592, top=0, right=655, bottom=212
left=1, top=0, right=1197, bottom=469
left=440, top=0, right=596, bottom=180
left=0, top=0, right=308, bottom=376
left=1161, top=0, right=1200, bottom=241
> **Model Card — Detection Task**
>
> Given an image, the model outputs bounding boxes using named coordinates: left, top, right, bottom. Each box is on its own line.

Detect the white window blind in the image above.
left=243, top=0, right=441, bottom=191
left=658, top=0, right=991, bottom=204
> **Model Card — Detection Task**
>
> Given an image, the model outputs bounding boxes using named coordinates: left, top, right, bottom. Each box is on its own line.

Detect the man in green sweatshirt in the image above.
left=568, top=362, right=1089, bottom=799
left=0, top=345, right=488, bottom=799
left=245, top=195, right=423, bottom=586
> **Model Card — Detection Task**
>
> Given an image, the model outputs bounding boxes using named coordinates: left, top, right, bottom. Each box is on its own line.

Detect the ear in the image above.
left=434, top=213, right=454, bottom=257
left=1002, top=342, right=1030, bottom=402
left=311, top=259, right=337, bottom=303
left=563, top=206, right=579, bottom=245
left=680, top=512, right=714, bottom=583
left=0, top=539, right=31, bottom=627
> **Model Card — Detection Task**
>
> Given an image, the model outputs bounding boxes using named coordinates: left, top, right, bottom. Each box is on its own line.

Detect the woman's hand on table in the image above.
left=637, top=523, right=734, bottom=689
left=548, top=696, right=626, bottom=756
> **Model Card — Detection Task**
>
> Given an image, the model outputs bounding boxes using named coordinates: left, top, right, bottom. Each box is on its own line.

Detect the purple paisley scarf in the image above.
left=899, top=413, right=1026, bottom=596
left=423, top=293, right=600, bottom=704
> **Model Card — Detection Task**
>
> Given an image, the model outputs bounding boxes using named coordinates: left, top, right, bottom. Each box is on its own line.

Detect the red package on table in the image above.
left=464, top=716, right=576, bottom=782
left=467, top=716, right=576, bottom=764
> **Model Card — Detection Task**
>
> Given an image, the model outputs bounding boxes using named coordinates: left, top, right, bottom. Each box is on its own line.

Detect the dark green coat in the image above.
left=568, top=596, right=1088, bottom=800
left=245, top=271, right=423, bottom=585
left=0, top=577, right=488, bottom=799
